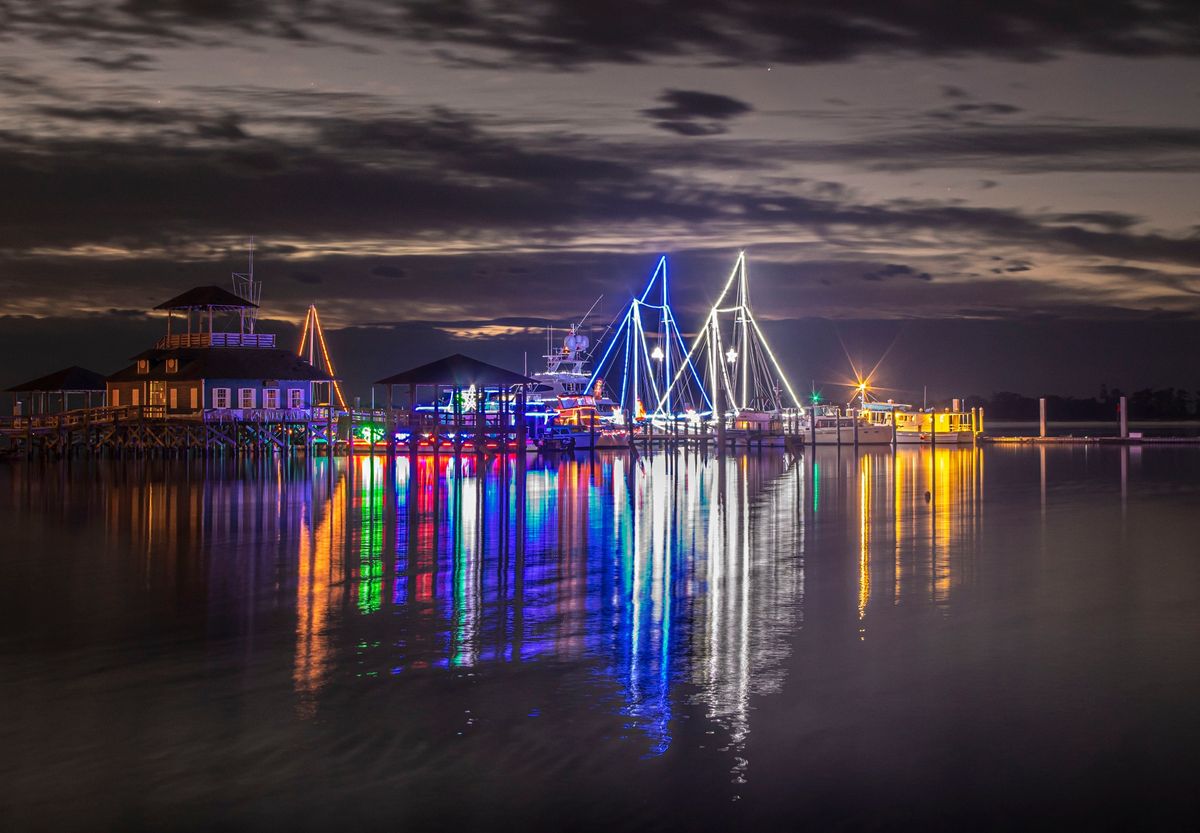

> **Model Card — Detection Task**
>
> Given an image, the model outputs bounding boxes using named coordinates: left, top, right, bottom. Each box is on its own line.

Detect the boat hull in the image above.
left=802, top=424, right=894, bottom=445
left=894, top=430, right=975, bottom=444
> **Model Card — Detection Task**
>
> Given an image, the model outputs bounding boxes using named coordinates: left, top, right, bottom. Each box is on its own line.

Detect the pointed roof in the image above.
left=155, top=285, right=256, bottom=310
left=5, top=365, right=107, bottom=392
left=376, top=353, right=537, bottom=387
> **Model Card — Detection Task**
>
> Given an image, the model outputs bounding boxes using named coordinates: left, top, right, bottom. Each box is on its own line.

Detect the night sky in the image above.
left=2, top=1, right=1199, bottom=400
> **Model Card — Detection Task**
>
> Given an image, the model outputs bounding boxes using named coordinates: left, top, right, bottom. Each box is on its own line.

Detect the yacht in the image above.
left=861, top=401, right=978, bottom=444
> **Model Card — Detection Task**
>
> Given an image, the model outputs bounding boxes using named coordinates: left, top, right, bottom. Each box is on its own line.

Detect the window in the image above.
left=136, top=359, right=149, bottom=374
left=213, top=388, right=230, bottom=409
left=111, top=389, right=120, bottom=407
left=190, top=388, right=199, bottom=410
left=169, top=388, right=178, bottom=409
left=263, top=388, right=280, bottom=409
left=239, top=388, right=256, bottom=409
left=166, top=358, right=179, bottom=374
left=131, top=388, right=140, bottom=406
left=288, top=388, right=303, bottom=409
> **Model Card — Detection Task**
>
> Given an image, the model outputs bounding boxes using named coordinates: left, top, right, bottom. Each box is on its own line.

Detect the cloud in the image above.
left=861, top=264, right=933, bottom=281
left=10, top=1, right=1198, bottom=67
left=643, top=89, right=753, bottom=136
left=4, top=108, right=1200, bottom=278
left=641, top=124, right=1200, bottom=173
left=75, top=52, right=156, bottom=71
left=927, top=102, right=1023, bottom=122
left=644, top=89, right=754, bottom=122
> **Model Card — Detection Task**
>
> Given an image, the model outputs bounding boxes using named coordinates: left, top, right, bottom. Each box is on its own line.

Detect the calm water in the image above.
left=2, top=447, right=1199, bottom=831
left=987, top=420, right=1200, bottom=437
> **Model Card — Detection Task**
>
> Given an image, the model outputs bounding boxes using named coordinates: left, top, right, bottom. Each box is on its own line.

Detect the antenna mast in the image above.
left=232, top=237, right=262, bottom=334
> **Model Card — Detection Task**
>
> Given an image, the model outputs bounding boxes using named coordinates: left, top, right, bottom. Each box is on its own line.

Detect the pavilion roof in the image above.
left=4, top=364, right=108, bottom=393
left=376, top=353, right=537, bottom=387
left=155, top=285, right=257, bottom=311
left=5, top=365, right=108, bottom=392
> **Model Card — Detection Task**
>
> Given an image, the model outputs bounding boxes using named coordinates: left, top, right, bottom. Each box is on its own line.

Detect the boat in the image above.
left=800, top=405, right=893, bottom=445
left=537, top=425, right=576, bottom=452
left=529, top=326, right=621, bottom=422
left=861, top=401, right=978, bottom=444
left=549, top=393, right=629, bottom=449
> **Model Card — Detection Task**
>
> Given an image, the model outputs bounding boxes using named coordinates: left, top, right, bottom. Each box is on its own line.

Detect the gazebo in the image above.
left=5, top=366, right=107, bottom=416
left=375, top=354, right=538, bottom=451
left=154, top=285, right=269, bottom=348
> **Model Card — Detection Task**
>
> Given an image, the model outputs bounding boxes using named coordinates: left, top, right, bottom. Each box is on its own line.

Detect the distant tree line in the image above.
left=958, top=386, right=1200, bottom=420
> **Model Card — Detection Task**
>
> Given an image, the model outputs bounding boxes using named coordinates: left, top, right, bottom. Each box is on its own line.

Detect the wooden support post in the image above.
left=853, top=407, right=859, bottom=450
left=516, top=388, right=526, bottom=453
left=453, top=385, right=462, bottom=456
left=431, top=385, right=440, bottom=462
left=1039, top=397, right=1047, bottom=438
left=1119, top=395, right=1128, bottom=439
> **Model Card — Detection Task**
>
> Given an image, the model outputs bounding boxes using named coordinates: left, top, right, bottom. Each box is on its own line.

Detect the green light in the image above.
left=810, top=391, right=821, bottom=404
left=355, top=422, right=386, bottom=443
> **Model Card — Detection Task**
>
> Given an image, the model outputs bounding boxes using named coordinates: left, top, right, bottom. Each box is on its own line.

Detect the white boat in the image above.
left=530, top=324, right=622, bottom=419
left=861, top=401, right=978, bottom=444
left=799, top=405, right=892, bottom=444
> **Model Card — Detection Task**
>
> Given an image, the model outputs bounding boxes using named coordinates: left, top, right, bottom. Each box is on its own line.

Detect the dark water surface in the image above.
left=2, top=447, right=1199, bottom=831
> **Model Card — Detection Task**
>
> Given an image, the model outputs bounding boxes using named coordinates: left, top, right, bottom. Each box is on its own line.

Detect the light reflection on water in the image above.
left=4, top=445, right=1200, bottom=830
left=292, top=451, right=820, bottom=761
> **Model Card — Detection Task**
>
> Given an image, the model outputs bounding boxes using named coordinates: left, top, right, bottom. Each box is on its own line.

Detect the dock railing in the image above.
left=0, top=404, right=166, bottom=431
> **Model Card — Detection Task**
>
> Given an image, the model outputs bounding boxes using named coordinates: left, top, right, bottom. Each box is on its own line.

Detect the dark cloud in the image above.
left=642, top=89, right=753, bottom=136
left=75, top=52, right=156, bottom=71
left=369, top=265, right=407, bottom=279
left=193, top=113, right=247, bottom=140
left=652, top=120, right=729, bottom=137
left=647, top=124, right=1200, bottom=173
left=35, top=103, right=247, bottom=141
left=36, top=104, right=185, bottom=125
left=11, top=0, right=1199, bottom=67
left=290, top=271, right=323, bottom=284
left=644, top=90, right=753, bottom=121
left=861, top=263, right=933, bottom=281
left=927, top=102, right=1022, bottom=121
left=4, top=109, right=1200, bottom=281
left=1046, top=212, right=1139, bottom=230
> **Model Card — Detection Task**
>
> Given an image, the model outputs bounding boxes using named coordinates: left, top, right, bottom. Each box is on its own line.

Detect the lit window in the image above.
left=166, top=358, right=179, bottom=373
left=131, top=388, right=140, bottom=406
left=213, top=388, right=230, bottom=409
left=288, top=388, right=303, bottom=409
left=137, top=359, right=149, bottom=374
left=263, top=388, right=279, bottom=409
left=111, top=389, right=120, bottom=407
left=239, top=388, right=256, bottom=409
